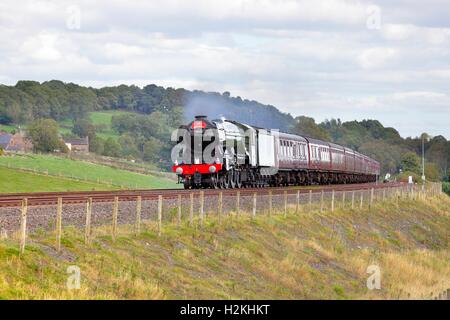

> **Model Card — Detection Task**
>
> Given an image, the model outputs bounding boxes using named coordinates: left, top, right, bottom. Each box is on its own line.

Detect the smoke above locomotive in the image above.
left=172, top=116, right=380, bottom=189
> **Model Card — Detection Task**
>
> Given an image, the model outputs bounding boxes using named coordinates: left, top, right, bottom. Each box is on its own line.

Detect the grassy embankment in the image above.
left=0, top=192, right=448, bottom=299
left=0, top=153, right=178, bottom=193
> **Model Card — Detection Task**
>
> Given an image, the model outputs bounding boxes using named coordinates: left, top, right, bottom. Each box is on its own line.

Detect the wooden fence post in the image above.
left=351, top=190, right=355, bottom=209
left=370, top=188, right=374, bottom=209
left=19, top=198, right=28, bottom=254
left=284, top=191, right=288, bottom=217
left=396, top=189, right=400, bottom=207
left=296, top=190, right=300, bottom=213
left=112, top=196, right=118, bottom=241
left=218, top=192, right=223, bottom=224
left=189, top=193, right=194, bottom=226
left=236, top=191, right=240, bottom=217
left=56, top=197, right=62, bottom=252
left=135, top=196, right=142, bottom=235
left=252, top=192, right=257, bottom=218
left=199, top=191, right=204, bottom=226
left=331, top=190, right=335, bottom=212
left=309, top=190, right=312, bottom=212
left=158, top=195, right=162, bottom=236
left=177, top=194, right=182, bottom=226
left=359, top=191, right=363, bottom=210
left=382, top=188, right=386, bottom=202
left=85, top=198, right=92, bottom=245
left=320, top=190, right=324, bottom=212
left=269, top=191, right=272, bottom=216
left=342, top=191, right=346, bottom=209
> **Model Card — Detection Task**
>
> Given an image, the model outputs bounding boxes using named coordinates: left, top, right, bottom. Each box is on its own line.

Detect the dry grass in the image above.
left=0, top=194, right=448, bottom=300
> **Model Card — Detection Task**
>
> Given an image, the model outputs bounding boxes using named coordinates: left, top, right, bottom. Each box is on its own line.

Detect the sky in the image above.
left=0, top=0, right=449, bottom=138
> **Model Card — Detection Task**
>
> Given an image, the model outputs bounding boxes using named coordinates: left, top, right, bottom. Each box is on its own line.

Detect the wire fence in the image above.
left=0, top=182, right=443, bottom=254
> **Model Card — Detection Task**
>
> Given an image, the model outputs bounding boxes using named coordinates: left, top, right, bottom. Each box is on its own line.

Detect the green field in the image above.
left=0, top=153, right=178, bottom=190
left=3, top=111, right=132, bottom=140
left=0, top=167, right=117, bottom=193
left=0, top=124, right=18, bottom=133
left=58, top=111, right=134, bottom=140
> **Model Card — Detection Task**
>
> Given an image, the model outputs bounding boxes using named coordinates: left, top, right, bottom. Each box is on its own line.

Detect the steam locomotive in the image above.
left=172, top=116, right=380, bottom=189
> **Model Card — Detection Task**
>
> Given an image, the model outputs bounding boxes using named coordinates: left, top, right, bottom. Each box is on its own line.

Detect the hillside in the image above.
left=0, top=81, right=449, bottom=178
left=0, top=194, right=448, bottom=299
left=58, top=111, right=133, bottom=140
left=0, top=81, right=294, bottom=132
left=0, top=153, right=178, bottom=191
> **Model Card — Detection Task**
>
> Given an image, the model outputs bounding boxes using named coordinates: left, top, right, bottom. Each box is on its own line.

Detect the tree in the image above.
left=401, top=152, right=421, bottom=174
left=89, top=136, right=105, bottom=154
left=424, top=162, right=440, bottom=181
left=27, top=119, right=66, bottom=153
left=359, top=140, right=404, bottom=175
left=293, top=116, right=330, bottom=140
left=143, top=137, right=162, bottom=163
left=72, top=118, right=96, bottom=140
left=118, top=133, right=140, bottom=158
left=102, top=137, right=122, bottom=157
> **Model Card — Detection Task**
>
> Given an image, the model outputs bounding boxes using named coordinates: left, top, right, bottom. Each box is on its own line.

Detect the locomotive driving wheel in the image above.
left=229, top=170, right=236, bottom=189
left=235, top=171, right=242, bottom=188
left=210, top=174, right=219, bottom=189
left=224, top=172, right=231, bottom=189
left=219, top=174, right=229, bottom=189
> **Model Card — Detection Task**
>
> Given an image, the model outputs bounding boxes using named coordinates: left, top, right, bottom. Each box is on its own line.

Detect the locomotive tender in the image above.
left=172, top=116, right=380, bottom=189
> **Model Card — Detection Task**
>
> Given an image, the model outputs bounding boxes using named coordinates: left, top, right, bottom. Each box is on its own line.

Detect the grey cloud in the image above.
left=0, top=0, right=449, bottom=138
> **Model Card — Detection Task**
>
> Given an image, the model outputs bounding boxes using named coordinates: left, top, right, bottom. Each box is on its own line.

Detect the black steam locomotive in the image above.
left=172, top=116, right=380, bottom=189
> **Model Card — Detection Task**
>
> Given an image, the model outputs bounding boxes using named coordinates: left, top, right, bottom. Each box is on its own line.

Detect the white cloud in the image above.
left=19, top=32, right=62, bottom=62
left=356, top=47, right=398, bottom=69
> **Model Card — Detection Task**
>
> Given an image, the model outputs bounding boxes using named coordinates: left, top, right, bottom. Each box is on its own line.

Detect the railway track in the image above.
left=0, top=182, right=403, bottom=208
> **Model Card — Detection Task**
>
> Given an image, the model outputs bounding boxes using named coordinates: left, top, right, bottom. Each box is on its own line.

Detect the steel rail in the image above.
left=0, top=182, right=403, bottom=208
